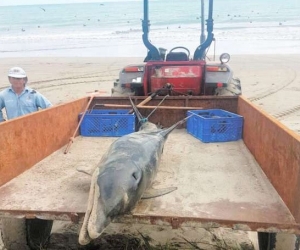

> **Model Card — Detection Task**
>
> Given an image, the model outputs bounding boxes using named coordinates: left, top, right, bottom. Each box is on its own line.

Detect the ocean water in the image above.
left=0, top=0, right=299, bottom=57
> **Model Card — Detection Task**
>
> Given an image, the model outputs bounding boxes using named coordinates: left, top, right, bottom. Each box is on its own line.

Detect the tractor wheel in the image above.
left=258, top=232, right=300, bottom=250
left=111, top=79, right=136, bottom=97
left=111, top=87, right=135, bottom=97
left=258, top=232, right=277, bottom=250
left=0, top=218, right=53, bottom=250
left=296, top=235, right=300, bottom=250
left=216, top=77, right=242, bottom=96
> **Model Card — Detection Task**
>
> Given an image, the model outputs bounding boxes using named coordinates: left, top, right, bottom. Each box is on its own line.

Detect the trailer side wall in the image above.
left=0, top=97, right=88, bottom=186
left=238, top=96, right=300, bottom=223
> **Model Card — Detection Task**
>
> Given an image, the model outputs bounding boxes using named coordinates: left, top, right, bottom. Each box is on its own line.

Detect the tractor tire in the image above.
left=296, top=235, right=300, bottom=250
left=0, top=218, right=53, bottom=250
left=111, top=87, right=135, bottom=97
left=215, top=77, right=242, bottom=96
left=258, top=232, right=277, bottom=250
left=258, top=232, right=300, bottom=250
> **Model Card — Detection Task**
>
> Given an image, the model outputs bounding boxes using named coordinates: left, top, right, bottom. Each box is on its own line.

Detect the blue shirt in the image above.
left=0, top=86, right=52, bottom=122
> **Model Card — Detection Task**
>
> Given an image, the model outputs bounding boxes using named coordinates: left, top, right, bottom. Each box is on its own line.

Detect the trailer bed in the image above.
left=0, top=129, right=295, bottom=229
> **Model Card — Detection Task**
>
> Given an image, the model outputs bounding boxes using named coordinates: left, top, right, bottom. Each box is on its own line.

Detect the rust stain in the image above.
left=0, top=210, right=84, bottom=223
left=129, top=214, right=300, bottom=234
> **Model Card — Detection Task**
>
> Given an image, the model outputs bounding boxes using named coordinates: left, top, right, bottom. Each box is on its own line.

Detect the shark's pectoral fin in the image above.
left=76, top=164, right=96, bottom=176
left=78, top=169, right=99, bottom=245
left=142, top=187, right=177, bottom=199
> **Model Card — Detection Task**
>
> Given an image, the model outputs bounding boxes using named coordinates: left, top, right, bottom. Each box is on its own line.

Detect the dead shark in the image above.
left=78, top=98, right=190, bottom=245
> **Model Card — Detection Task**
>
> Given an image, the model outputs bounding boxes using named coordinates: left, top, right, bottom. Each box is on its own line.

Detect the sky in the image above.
left=0, top=0, right=137, bottom=6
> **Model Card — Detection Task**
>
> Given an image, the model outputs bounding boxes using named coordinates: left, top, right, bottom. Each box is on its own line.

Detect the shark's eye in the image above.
left=132, top=172, right=138, bottom=180
left=132, top=170, right=141, bottom=182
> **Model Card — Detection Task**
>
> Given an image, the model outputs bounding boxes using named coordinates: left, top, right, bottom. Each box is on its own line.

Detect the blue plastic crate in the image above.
left=187, top=109, right=243, bottom=143
left=79, top=109, right=136, bottom=137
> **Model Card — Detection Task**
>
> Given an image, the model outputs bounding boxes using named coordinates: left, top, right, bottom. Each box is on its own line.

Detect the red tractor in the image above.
left=111, top=0, right=241, bottom=97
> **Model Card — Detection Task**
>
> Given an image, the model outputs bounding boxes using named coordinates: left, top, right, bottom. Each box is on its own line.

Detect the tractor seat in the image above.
left=166, top=52, right=189, bottom=61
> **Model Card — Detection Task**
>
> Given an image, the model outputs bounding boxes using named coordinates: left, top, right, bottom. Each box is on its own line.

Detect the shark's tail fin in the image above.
left=129, top=93, right=169, bottom=127
left=128, top=96, right=147, bottom=124
left=159, top=114, right=194, bottom=138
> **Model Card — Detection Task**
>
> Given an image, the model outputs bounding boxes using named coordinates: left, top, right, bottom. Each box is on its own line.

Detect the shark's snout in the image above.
left=83, top=165, right=143, bottom=241
left=87, top=204, right=110, bottom=239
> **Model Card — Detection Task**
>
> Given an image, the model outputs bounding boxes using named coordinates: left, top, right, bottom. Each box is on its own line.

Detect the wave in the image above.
left=1, top=24, right=299, bottom=43
left=0, top=0, right=299, bottom=57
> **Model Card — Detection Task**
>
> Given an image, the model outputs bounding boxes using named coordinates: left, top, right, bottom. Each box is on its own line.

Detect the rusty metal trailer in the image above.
left=0, top=96, right=300, bottom=249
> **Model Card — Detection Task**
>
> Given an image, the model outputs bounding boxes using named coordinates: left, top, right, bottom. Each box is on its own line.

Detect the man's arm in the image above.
left=0, top=93, right=5, bottom=122
left=34, top=91, right=52, bottom=109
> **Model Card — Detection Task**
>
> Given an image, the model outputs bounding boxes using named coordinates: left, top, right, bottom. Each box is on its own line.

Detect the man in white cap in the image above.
left=0, top=67, right=52, bottom=122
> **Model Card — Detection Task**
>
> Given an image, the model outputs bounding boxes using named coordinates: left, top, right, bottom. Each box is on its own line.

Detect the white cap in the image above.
left=8, top=67, right=27, bottom=78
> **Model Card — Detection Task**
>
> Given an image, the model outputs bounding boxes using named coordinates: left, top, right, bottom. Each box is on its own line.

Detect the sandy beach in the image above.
left=1, top=55, right=299, bottom=133
left=0, top=55, right=300, bottom=249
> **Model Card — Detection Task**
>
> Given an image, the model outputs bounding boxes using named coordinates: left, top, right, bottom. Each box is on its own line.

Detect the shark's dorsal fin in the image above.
left=141, top=187, right=177, bottom=199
